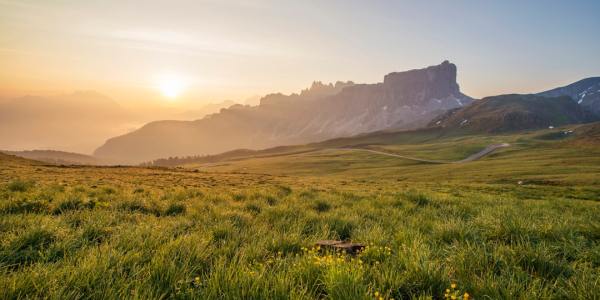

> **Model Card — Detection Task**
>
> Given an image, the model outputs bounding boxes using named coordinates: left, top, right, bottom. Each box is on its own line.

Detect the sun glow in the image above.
left=157, top=75, right=187, bottom=99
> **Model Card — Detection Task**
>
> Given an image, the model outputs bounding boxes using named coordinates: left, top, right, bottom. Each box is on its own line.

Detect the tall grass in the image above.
left=0, top=174, right=598, bottom=299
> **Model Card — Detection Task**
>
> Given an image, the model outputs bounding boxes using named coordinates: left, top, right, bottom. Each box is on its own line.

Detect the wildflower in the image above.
left=451, top=283, right=457, bottom=289
left=194, top=276, right=200, bottom=282
left=446, top=289, right=450, bottom=293
left=464, top=292, right=470, bottom=299
left=374, top=291, right=380, bottom=297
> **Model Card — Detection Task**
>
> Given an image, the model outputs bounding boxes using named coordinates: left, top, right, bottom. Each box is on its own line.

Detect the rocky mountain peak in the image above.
left=94, top=62, right=473, bottom=163
left=383, top=61, right=460, bottom=102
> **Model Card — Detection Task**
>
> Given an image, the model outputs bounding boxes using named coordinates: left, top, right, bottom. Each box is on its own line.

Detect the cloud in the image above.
left=91, top=28, right=286, bottom=58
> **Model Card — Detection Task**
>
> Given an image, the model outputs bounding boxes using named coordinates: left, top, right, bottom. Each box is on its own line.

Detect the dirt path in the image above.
left=336, top=143, right=510, bottom=164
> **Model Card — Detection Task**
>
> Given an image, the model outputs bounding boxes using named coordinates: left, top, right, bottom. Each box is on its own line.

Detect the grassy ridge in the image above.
left=0, top=125, right=599, bottom=299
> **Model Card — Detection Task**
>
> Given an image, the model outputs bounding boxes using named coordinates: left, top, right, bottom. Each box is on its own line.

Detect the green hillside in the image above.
left=429, top=94, right=597, bottom=133
left=1, top=125, right=599, bottom=299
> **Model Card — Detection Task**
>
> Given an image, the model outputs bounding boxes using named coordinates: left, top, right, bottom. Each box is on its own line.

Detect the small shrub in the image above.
left=81, top=225, right=110, bottom=244
left=265, top=195, right=278, bottom=206
left=118, top=199, right=161, bottom=216
left=164, top=203, right=186, bottom=216
left=299, top=189, right=317, bottom=200
left=232, top=193, right=246, bottom=202
left=1, top=199, right=49, bottom=214
left=266, top=237, right=302, bottom=255
left=327, top=217, right=355, bottom=240
left=52, top=197, right=94, bottom=214
left=165, top=188, right=204, bottom=202
left=517, top=248, right=573, bottom=279
left=277, top=185, right=292, bottom=197
left=226, top=212, right=250, bottom=229
left=244, top=203, right=262, bottom=215
left=301, top=216, right=323, bottom=236
left=212, top=225, right=233, bottom=243
left=313, top=200, right=331, bottom=212
left=7, top=180, right=32, bottom=192
left=102, top=187, right=116, bottom=194
left=405, top=191, right=431, bottom=207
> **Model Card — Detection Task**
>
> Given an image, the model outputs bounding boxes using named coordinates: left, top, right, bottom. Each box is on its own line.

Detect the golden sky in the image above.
left=1, top=0, right=599, bottom=106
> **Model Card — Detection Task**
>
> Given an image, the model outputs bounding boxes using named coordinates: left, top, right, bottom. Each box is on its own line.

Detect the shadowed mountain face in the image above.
left=537, top=77, right=600, bottom=116
left=94, top=61, right=473, bottom=164
left=429, top=94, right=597, bottom=133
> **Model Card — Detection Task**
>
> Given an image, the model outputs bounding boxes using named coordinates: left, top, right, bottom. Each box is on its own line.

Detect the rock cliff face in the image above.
left=94, top=61, right=472, bottom=163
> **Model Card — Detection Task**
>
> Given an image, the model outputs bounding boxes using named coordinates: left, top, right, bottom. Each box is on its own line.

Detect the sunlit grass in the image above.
left=0, top=130, right=599, bottom=298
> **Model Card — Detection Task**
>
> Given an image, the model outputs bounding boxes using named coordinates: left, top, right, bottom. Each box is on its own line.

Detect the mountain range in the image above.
left=94, top=61, right=473, bottom=163
left=4, top=61, right=599, bottom=165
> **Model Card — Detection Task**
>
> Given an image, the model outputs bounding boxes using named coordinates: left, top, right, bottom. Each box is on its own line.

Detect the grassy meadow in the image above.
left=1, top=126, right=600, bottom=299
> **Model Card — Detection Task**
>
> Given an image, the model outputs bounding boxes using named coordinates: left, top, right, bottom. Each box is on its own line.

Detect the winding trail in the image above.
left=336, top=143, right=510, bottom=164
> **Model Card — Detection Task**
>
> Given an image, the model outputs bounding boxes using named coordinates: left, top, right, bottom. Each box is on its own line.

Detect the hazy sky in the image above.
left=1, top=0, right=599, bottom=105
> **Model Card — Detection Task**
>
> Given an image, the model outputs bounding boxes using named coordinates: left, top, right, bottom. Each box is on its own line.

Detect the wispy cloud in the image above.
left=87, top=28, right=288, bottom=58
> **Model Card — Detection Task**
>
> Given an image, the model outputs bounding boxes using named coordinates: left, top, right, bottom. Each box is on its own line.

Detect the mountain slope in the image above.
left=429, top=94, right=597, bottom=133
left=95, top=61, right=472, bottom=163
left=537, top=77, right=600, bottom=115
left=1, top=150, right=102, bottom=165
left=176, top=100, right=237, bottom=120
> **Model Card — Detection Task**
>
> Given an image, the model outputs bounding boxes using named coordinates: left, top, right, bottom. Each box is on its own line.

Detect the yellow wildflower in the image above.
left=451, top=283, right=457, bottom=289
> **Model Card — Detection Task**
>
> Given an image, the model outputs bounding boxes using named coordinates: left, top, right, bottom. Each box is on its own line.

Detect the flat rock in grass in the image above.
left=315, top=240, right=365, bottom=254
left=315, top=240, right=343, bottom=247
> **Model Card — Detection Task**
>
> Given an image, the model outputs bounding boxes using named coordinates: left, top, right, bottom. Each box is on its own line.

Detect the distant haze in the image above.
left=0, top=91, right=235, bottom=153
left=1, top=0, right=600, bottom=153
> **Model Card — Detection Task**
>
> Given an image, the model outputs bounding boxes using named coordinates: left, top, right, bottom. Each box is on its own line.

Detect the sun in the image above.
left=157, top=75, right=187, bottom=99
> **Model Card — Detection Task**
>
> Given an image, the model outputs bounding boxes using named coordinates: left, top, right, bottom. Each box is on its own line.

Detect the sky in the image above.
left=1, top=0, right=600, bottom=106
